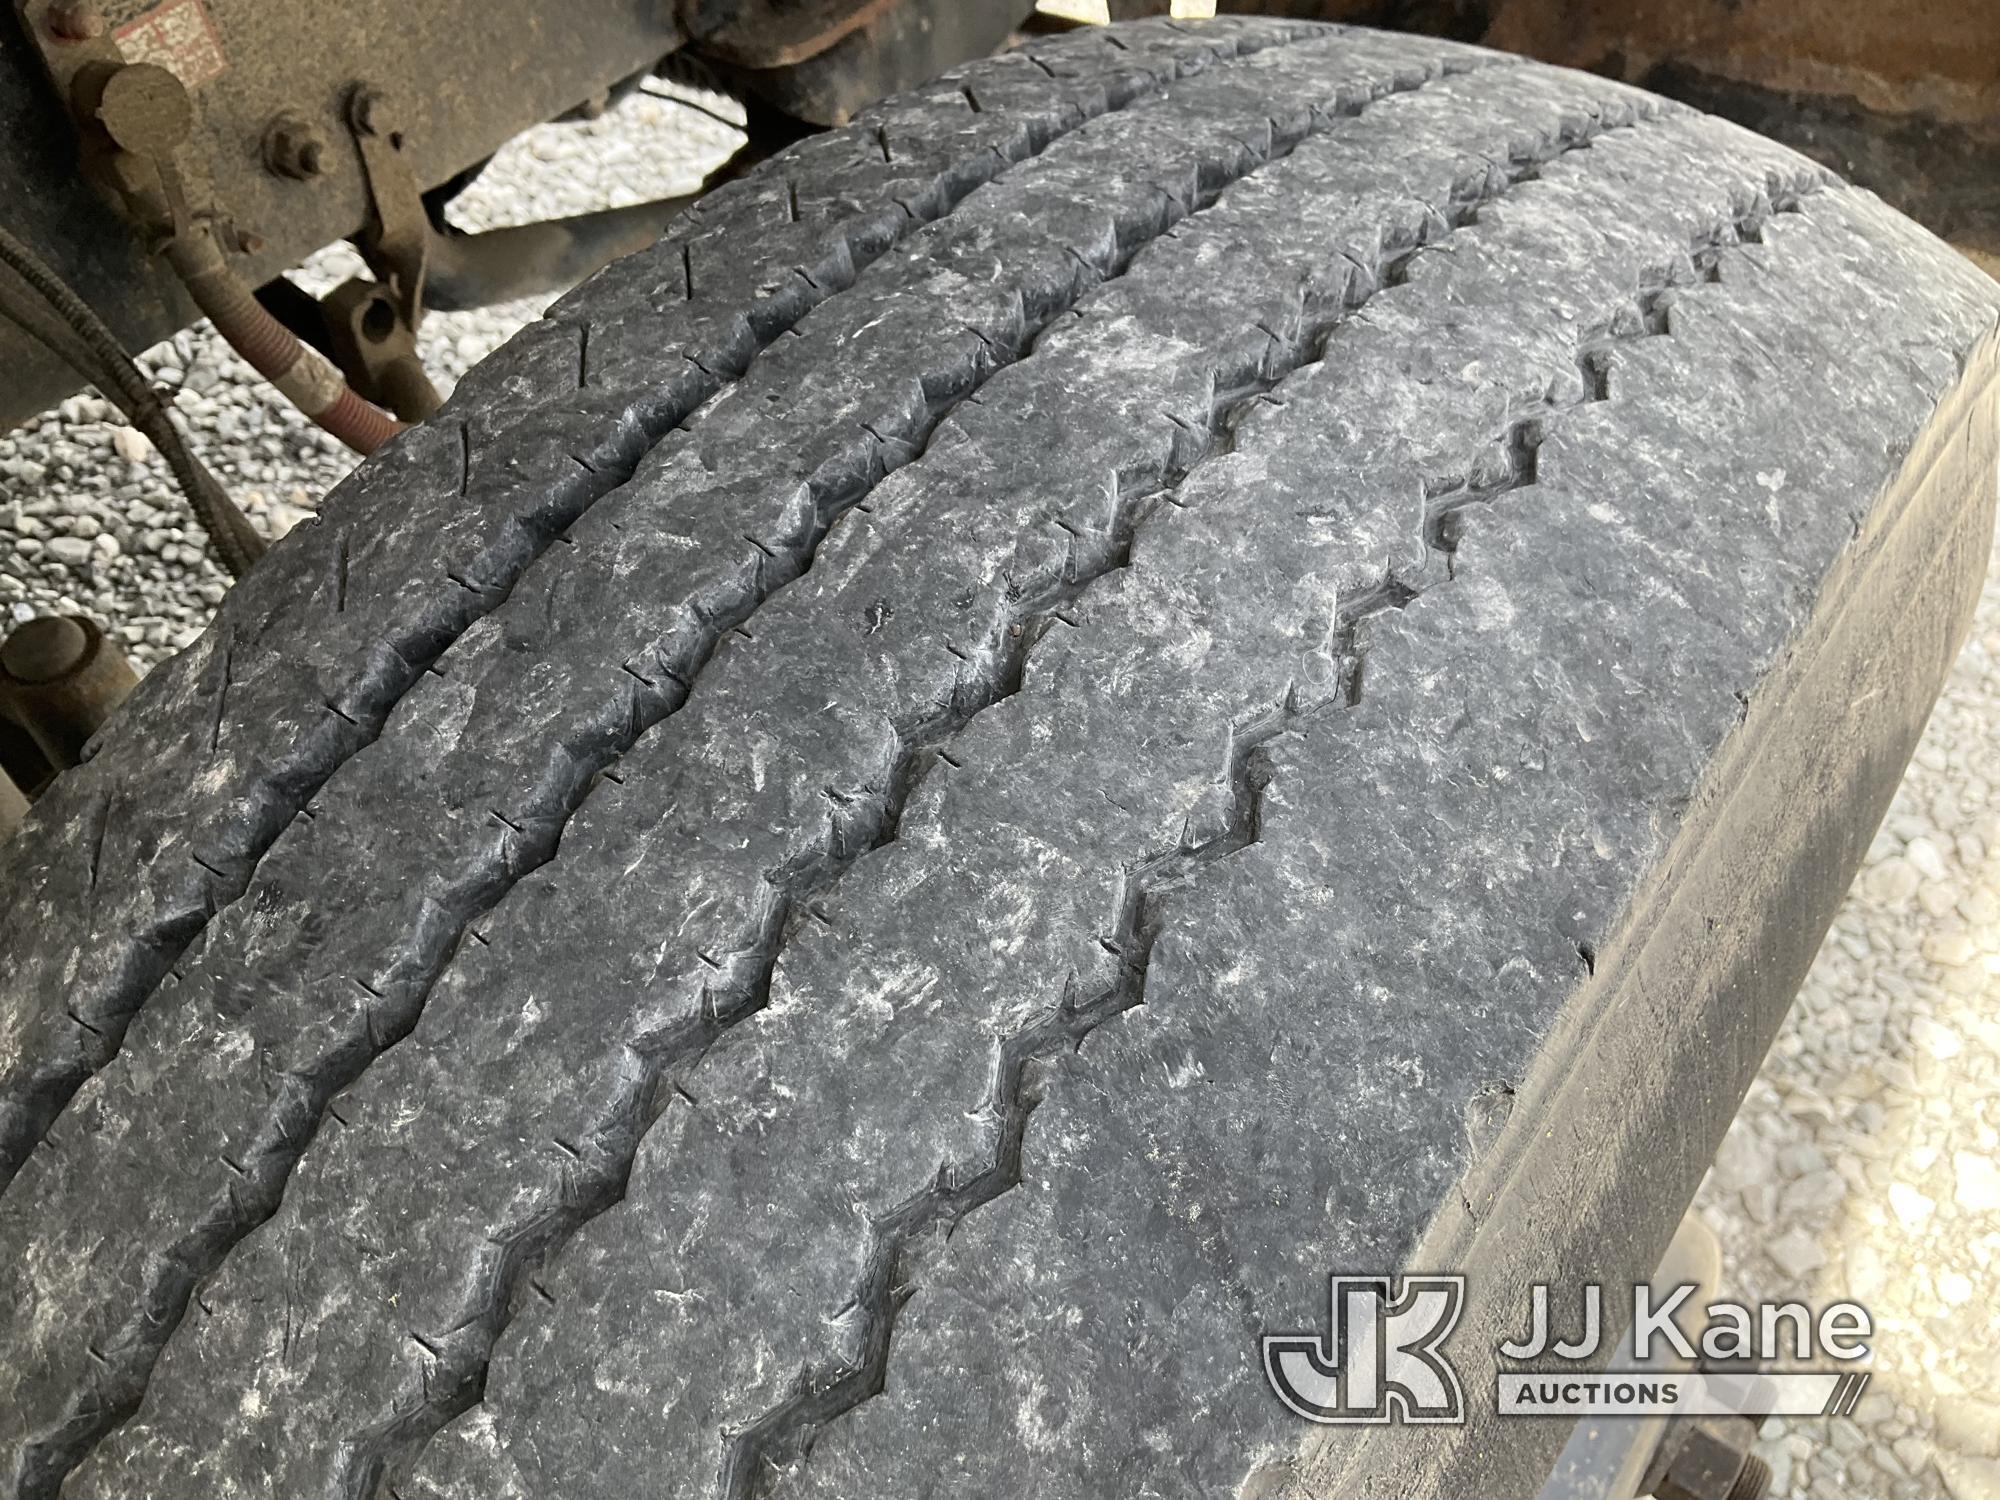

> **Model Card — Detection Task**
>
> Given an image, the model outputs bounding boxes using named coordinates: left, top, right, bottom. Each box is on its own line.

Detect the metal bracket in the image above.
left=343, top=84, right=429, bottom=333
left=317, top=83, right=442, bottom=422
left=321, top=274, right=440, bottom=422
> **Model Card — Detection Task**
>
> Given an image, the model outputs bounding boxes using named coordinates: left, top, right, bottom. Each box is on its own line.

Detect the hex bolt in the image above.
left=1654, top=1417, right=1770, bottom=1500
left=263, top=113, right=329, bottom=181
left=46, top=0, right=107, bottom=40
left=0, top=615, right=139, bottom=771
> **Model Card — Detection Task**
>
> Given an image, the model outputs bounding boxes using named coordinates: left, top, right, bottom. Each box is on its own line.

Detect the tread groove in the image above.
left=323, top=57, right=1511, bottom=1498
left=721, top=183, right=1821, bottom=1498
left=0, top=19, right=1319, bottom=1197
left=321, top=95, right=1668, bottom=1500
left=9, top=39, right=1455, bottom=1499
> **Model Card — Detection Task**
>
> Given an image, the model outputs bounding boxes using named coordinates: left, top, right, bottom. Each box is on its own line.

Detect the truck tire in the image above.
left=2, top=17, right=1996, bottom=1500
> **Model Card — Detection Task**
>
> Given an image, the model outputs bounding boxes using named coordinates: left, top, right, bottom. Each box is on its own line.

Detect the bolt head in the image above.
left=263, top=114, right=329, bottom=180
left=46, top=0, right=107, bottom=41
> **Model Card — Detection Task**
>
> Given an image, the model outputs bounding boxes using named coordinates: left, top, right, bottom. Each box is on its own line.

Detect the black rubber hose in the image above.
left=0, top=227, right=266, bottom=579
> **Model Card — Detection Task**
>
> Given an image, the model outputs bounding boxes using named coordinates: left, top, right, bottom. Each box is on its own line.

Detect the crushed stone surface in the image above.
left=1, top=71, right=1994, bottom=1500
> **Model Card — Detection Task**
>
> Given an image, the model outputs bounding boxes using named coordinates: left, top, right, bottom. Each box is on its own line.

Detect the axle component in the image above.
left=0, top=614, right=139, bottom=775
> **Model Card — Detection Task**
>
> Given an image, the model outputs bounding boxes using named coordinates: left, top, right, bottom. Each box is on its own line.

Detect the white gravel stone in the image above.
left=1895, top=1436, right=1933, bottom=1479
left=1779, top=1141, right=1830, bottom=1178
left=1855, top=1390, right=1896, bottom=1426
left=1962, top=886, right=2000, bottom=926
left=1941, top=1455, right=2000, bottom=1500
left=1954, top=1152, right=2000, bottom=1213
left=42, top=536, right=94, bottom=567
left=1890, top=1182, right=1939, bottom=1228
left=1936, top=1396, right=2000, bottom=1458
left=1844, top=1239, right=1889, bottom=1299
left=1925, top=930, right=1980, bottom=969
left=1907, top=836, right=1951, bottom=881
left=109, top=425, right=153, bottom=462
left=1768, top=1227, right=1828, bottom=1278
left=1863, top=856, right=1923, bottom=908
left=1782, top=1170, right=1848, bottom=1216
left=1713, top=1124, right=1766, bottom=1192
left=1921, top=881, right=1963, bottom=918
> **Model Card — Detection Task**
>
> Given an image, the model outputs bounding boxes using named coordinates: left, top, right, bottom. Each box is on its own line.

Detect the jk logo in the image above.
left=1262, top=1275, right=1467, bottom=1425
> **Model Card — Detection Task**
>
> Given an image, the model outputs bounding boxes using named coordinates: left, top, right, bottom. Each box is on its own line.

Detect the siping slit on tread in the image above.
left=370, top=104, right=1690, bottom=1500
left=239, top=55, right=1530, bottom=1500
left=346, top=79, right=1590, bottom=1493
left=0, top=17, right=1321, bottom=1196
left=711, top=181, right=1827, bottom=1500
left=7, top=47, right=1500, bottom=1500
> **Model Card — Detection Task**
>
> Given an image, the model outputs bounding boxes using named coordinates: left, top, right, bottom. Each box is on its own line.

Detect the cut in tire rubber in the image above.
left=1, top=17, right=1996, bottom=1500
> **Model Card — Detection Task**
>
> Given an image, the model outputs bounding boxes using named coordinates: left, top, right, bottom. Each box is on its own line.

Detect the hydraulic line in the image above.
left=162, top=228, right=405, bottom=457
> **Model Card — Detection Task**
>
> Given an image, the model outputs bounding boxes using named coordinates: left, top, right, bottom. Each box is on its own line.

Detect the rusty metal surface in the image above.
left=0, top=0, right=685, bottom=429
left=1209, top=0, right=2000, bottom=121
left=0, top=613, right=139, bottom=772
left=677, top=0, right=901, bottom=70
left=321, top=275, right=440, bottom=423
left=25, top=0, right=688, bottom=264
left=1214, top=0, right=2000, bottom=126
left=342, top=84, right=430, bottom=333
left=724, top=0, right=1036, bottom=126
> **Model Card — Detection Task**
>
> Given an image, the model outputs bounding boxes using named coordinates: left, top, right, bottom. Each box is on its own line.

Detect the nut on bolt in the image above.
left=45, top=0, right=108, bottom=41
left=1654, top=1417, right=1772, bottom=1500
left=263, top=113, right=328, bottom=180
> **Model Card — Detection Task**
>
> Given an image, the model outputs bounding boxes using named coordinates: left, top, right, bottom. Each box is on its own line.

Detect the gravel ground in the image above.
left=2, top=74, right=1996, bottom=1500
